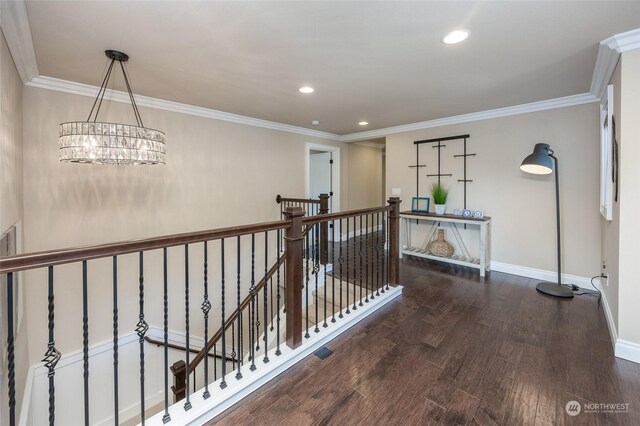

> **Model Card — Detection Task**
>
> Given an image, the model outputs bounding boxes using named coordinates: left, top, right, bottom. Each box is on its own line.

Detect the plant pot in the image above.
left=434, top=204, right=446, bottom=215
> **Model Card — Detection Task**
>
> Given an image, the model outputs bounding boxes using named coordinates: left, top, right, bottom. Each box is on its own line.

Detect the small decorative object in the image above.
left=462, top=209, right=473, bottom=218
left=473, top=210, right=484, bottom=219
left=411, top=197, right=431, bottom=213
left=430, top=182, right=449, bottom=215
left=427, top=229, right=454, bottom=258
left=453, top=208, right=463, bottom=216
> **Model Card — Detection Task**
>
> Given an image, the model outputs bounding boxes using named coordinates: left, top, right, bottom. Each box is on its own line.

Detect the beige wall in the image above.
left=344, top=143, right=384, bottom=210
left=21, top=86, right=344, bottom=363
left=617, top=49, right=640, bottom=346
left=0, top=29, right=29, bottom=424
left=386, top=103, right=601, bottom=277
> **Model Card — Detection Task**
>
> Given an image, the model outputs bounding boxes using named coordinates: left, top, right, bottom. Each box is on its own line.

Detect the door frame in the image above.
left=305, top=142, right=340, bottom=213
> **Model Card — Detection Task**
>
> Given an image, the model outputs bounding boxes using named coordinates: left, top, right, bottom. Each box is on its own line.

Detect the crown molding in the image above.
left=26, top=76, right=342, bottom=141
left=353, top=141, right=385, bottom=149
left=339, top=93, right=598, bottom=141
left=602, top=27, right=640, bottom=53
left=0, top=0, right=39, bottom=83
left=590, top=44, right=620, bottom=101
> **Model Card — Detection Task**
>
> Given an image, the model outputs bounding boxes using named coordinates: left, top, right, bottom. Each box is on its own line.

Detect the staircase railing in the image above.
left=0, top=197, right=400, bottom=426
left=277, top=193, right=330, bottom=263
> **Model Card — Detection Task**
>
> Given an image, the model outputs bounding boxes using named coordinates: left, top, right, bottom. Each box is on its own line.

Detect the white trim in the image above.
left=602, top=28, right=640, bottom=53
left=590, top=44, right=620, bottom=102
left=615, top=339, right=640, bottom=364
left=490, top=261, right=595, bottom=290
left=145, top=285, right=403, bottom=425
left=26, top=76, right=341, bottom=141
left=0, top=0, right=39, bottom=83
left=339, top=93, right=598, bottom=141
left=305, top=143, right=341, bottom=213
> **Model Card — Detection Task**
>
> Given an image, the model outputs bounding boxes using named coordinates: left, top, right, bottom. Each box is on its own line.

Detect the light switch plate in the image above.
left=392, top=188, right=401, bottom=196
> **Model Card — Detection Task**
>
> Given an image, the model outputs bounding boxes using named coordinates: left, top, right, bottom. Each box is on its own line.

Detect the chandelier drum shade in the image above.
left=58, top=50, right=166, bottom=165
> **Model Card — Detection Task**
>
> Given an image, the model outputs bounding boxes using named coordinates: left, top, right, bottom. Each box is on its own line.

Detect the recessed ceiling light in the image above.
left=311, top=120, right=320, bottom=126
left=299, top=86, right=314, bottom=94
left=358, top=121, right=369, bottom=126
left=441, top=30, right=469, bottom=45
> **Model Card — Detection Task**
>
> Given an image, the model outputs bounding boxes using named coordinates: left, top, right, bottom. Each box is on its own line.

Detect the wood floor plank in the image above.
left=207, top=259, right=635, bottom=426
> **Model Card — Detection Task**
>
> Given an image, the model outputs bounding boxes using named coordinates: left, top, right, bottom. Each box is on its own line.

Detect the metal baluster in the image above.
left=365, top=214, right=370, bottom=303
left=220, top=239, right=228, bottom=389
left=263, top=231, right=270, bottom=363
left=231, top=324, right=236, bottom=373
left=270, top=276, right=274, bottom=332
left=369, top=213, right=375, bottom=300
left=137, top=252, right=149, bottom=425
left=331, top=219, right=336, bottom=323
left=236, top=236, right=243, bottom=379
left=202, top=242, right=212, bottom=399
left=184, top=245, right=192, bottom=411
left=82, top=260, right=90, bottom=426
left=346, top=217, right=350, bottom=314
left=381, top=212, right=386, bottom=293
left=304, top=226, right=310, bottom=338
left=43, top=266, right=61, bottom=426
left=314, top=223, right=320, bottom=333
left=353, top=217, right=357, bottom=311
left=385, top=213, right=390, bottom=290
left=339, top=219, right=344, bottom=319
left=7, top=272, right=15, bottom=426
left=162, top=250, right=170, bottom=423
left=250, top=234, right=257, bottom=371
left=113, top=257, right=120, bottom=424
left=359, top=216, right=364, bottom=307
left=376, top=213, right=381, bottom=296
left=276, top=229, right=282, bottom=356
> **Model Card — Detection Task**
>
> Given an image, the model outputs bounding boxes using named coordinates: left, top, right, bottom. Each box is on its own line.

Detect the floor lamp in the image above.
left=520, top=143, right=575, bottom=298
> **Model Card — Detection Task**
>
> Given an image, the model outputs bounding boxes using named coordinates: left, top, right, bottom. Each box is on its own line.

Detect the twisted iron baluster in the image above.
left=304, top=226, right=310, bottom=338
left=376, top=213, right=381, bottom=296
left=276, top=229, right=282, bottom=356
left=7, top=272, right=15, bottom=426
left=202, top=241, right=211, bottom=399
left=231, top=324, right=236, bottom=372
left=346, top=218, right=350, bottom=314
left=385, top=213, right=390, bottom=290
left=236, top=236, right=243, bottom=379
left=365, top=214, right=370, bottom=303
left=250, top=234, right=256, bottom=371
left=82, top=260, right=90, bottom=426
left=43, top=266, right=61, bottom=426
left=162, top=249, right=170, bottom=423
left=381, top=212, right=386, bottom=293
left=314, top=223, right=320, bottom=333
left=263, top=231, right=270, bottom=363
left=353, top=217, right=357, bottom=310
left=339, top=219, right=344, bottom=319
left=220, top=239, right=227, bottom=389
left=331, top=219, right=336, bottom=323
left=113, top=257, right=120, bottom=424
left=137, top=252, right=149, bottom=425
left=270, top=276, right=274, bottom=332
left=184, top=245, right=192, bottom=411
left=359, top=216, right=364, bottom=307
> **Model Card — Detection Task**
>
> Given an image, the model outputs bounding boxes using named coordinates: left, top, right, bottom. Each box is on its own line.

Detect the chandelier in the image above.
left=59, top=50, right=166, bottom=165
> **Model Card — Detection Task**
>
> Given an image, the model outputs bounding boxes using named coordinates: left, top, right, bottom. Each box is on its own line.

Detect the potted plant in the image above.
left=430, top=182, right=449, bottom=215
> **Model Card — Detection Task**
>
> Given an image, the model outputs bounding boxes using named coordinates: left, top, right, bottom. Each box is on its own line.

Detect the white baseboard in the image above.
left=144, top=285, right=404, bottom=425
left=490, top=261, right=595, bottom=290
left=615, top=339, right=640, bottom=364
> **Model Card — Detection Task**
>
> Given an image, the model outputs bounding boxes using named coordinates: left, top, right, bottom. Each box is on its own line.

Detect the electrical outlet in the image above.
left=392, top=188, right=401, bottom=196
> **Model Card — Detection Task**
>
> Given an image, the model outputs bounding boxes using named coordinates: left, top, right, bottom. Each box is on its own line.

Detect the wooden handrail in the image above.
left=301, top=204, right=393, bottom=226
left=144, top=336, right=236, bottom=362
left=0, top=220, right=289, bottom=274
left=186, top=253, right=286, bottom=373
left=276, top=194, right=320, bottom=204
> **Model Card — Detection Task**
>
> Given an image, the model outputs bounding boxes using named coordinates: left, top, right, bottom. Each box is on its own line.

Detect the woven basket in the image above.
left=427, top=229, right=454, bottom=258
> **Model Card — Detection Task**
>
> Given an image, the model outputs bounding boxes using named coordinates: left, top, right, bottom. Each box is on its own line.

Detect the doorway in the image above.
left=305, top=143, right=340, bottom=213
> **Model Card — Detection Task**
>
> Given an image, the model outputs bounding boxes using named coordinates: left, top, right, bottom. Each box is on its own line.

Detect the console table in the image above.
left=399, top=211, right=492, bottom=277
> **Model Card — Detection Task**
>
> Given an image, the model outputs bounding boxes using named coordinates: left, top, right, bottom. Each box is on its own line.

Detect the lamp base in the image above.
left=536, top=281, right=575, bottom=298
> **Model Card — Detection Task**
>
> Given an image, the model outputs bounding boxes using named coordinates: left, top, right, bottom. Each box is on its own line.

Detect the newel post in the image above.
left=387, top=197, right=401, bottom=286
left=283, top=207, right=305, bottom=349
left=319, top=193, right=330, bottom=264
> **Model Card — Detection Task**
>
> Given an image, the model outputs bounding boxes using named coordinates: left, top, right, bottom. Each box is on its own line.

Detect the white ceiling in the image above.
left=23, top=1, right=640, bottom=135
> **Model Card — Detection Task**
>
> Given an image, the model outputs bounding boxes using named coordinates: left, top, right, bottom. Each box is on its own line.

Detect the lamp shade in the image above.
left=520, top=143, right=553, bottom=175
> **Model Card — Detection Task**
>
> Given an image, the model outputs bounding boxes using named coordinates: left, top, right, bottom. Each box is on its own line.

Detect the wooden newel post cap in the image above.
left=282, top=206, right=305, bottom=218
left=276, top=194, right=282, bottom=204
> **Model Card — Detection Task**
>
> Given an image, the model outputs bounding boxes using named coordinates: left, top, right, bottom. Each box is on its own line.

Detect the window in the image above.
left=600, top=85, right=614, bottom=221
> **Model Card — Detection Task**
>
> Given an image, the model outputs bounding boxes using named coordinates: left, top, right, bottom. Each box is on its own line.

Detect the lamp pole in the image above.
left=550, top=153, right=561, bottom=286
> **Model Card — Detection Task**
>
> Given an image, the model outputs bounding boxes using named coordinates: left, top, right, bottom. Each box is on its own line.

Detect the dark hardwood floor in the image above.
left=207, top=258, right=640, bottom=425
